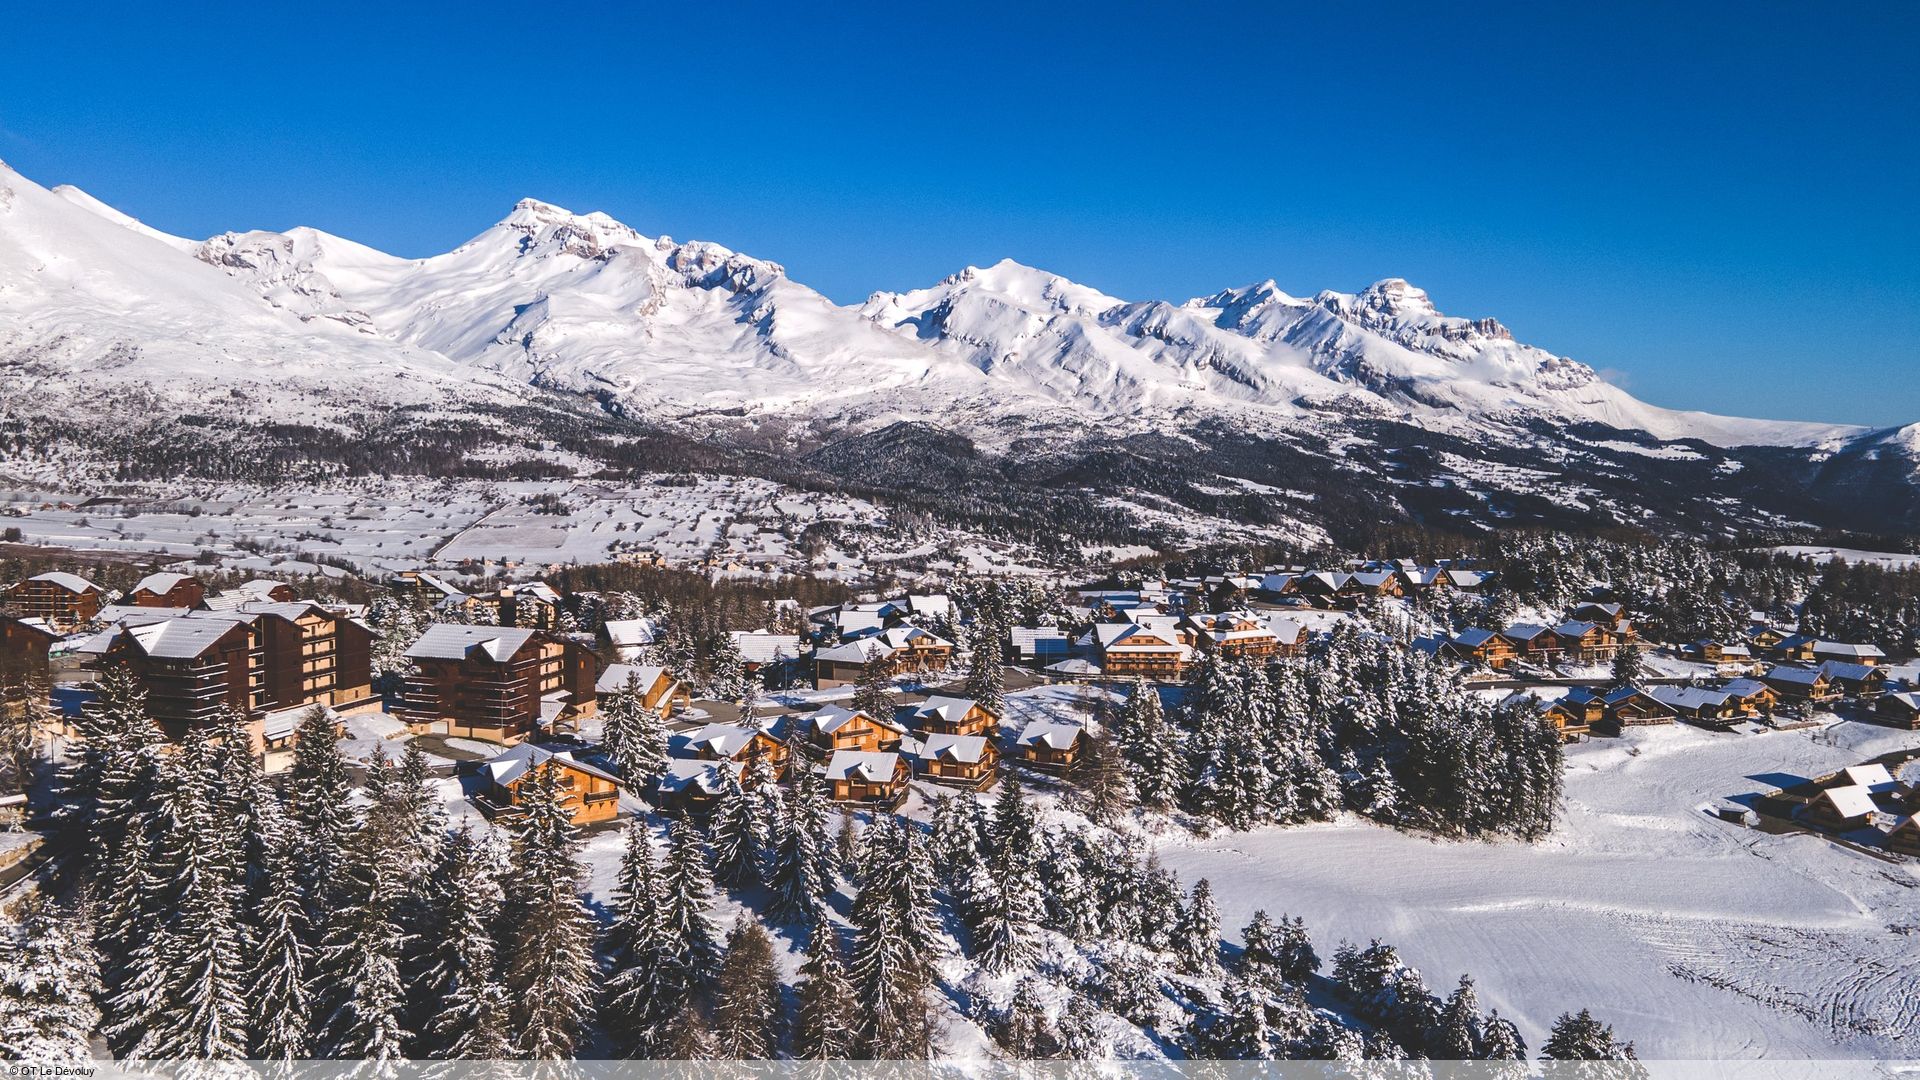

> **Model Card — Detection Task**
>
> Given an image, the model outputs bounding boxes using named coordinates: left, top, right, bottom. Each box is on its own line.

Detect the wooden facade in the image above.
left=479, top=749, right=621, bottom=826
left=7, top=573, right=103, bottom=631
left=826, top=751, right=910, bottom=806
left=916, top=734, right=998, bottom=788
left=128, top=573, right=205, bottom=610
left=1887, top=816, right=1920, bottom=857
left=909, top=695, right=997, bottom=738
left=1091, top=623, right=1193, bottom=680
left=808, top=706, right=906, bottom=754
left=1015, top=720, right=1086, bottom=773
left=401, top=625, right=596, bottom=744
left=1603, top=688, right=1676, bottom=728
left=1448, top=629, right=1516, bottom=670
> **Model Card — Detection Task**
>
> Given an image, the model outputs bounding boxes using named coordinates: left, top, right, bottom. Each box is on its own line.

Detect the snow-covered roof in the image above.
left=825, top=750, right=902, bottom=782
left=902, top=594, right=951, bottom=619
left=1445, top=569, right=1491, bottom=588
left=1815, top=785, right=1877, bottom=820
left=918, top=733, right=991, bottom=763
left=1882, top=690, right=1920, bottom=712
left=405, top=623, right=541, bottom=662
left=684, top=723, right=770, bottom=759
left=1648, top=685, right=1734, bottom=711
left=1811, top=641, right=1886, bottom=661
left=1841, top=763, right=1896, bottom=792
left=1553, top=620, right=1600, bottom=638
left=1016, top=719, right=1085, bottom=751
left=260, top=702, right=334, bottom=742
left=601, top=617, right=659, bottom=648
left=482, top=743, right=620, bottom=788
left=657, top=757, right=739, bottom=795
left=729, top=629, right=805, bottom=664
left=1817, top=660, right=1882, bottom=683
left=1501, top=623, right=1554, bottom=643
left=24, top=571, right=99, bottom=594
left=1451, top=627, right=1500, bottom=649
left=93, top=604, right=187, bottom=626
left=398, top=571, right=466, bottom=599
left=808, top=704, right=904, bottom=736
left=597, top=662, right=669, bottom=695
left=1092, top=622, right=1186, bottom=653
left=1720, top=678, right=1771, bottom=699
left=911, top=695, right=984, bottom=728
left=1763, top=665, right=1826, bottom=687
left=78, top=615, right=248, bottom=660
left=131, top=571, right=194, bottom=595
left=815, top=638, right=888, bottom=664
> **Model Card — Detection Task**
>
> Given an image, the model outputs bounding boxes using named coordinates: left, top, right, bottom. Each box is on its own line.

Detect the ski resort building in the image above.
left=805, top=704, right=908, bottom=754
left=1015, top=719, right=1088, bottom=773
left=476, top=743, right=622, bottom=825
left=1084, top=621, right=1194, bottom=680
left=825, top=750, right=910, bottom=807
left=6, top=572, right=104, bottom=631
left=126, top=571, right=206, bottom=609
left=914, top=733, right=998, bottom=789
left=595, top=663, right=688, bottom=720
left=399, top=624, right=597, bottom=743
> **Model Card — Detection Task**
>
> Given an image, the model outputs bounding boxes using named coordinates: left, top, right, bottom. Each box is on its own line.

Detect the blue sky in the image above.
left=2, top=2, right=1915, bottom=426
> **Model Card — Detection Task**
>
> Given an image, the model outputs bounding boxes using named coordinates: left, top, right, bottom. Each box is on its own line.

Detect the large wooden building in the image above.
left=812, top=626, right=955, bottom=687
left=400, top=624, right=596, bottom=744
left=127, top=572, right=206, bottom=610
left=806, top=704, right=907, bottom=754
left=915, top=733, right=997, bottom=789
left=7, top=572, right=104, bottom=631
left=1014, top=719, right=1087, bottom=773
left=476, top=744, right=622, bottom=825
left=825, top=750, right=910, bottom=806
left=1085, top=621, right=1194, bottom=680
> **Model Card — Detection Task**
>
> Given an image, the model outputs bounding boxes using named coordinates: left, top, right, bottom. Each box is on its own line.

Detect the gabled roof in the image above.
left=405, top=623, right=541, bottom=662
left=482, top=742, right=621, bottom=788
left=911, top=695, right=986, bottom=728
left=1451, top=627, right=1500, bottom=649
left=1648, top=685, right=1734, bottom=711
left=684, top=723, right=773, bottom=759
left=1092, top=622, right=1185, bottom=652
left=1445, top=569, right=1492, bottom=588
left=1602, top=685, right=1667, bottom=707
left=597, top=663, right=669, bottom=695
left=809, top=704, right=906, bottom=736
left=131, top=571, right=194, bottom=595
left=1841, top=763, right=1896, bottom=792
left=397, top=571, right=466, bottom=599
left=825, top=750, right=902, bottom=782
left=815, top=638, right=889, bottom=664
left=1016, top=719, right=1086, bottom=750
left=602, top=617, right=660, bottom=647
left=1817, top=660, right=1884, bottom=683
left=1811, top=641, right=1886, bottom=661
left=24, top=571, right=100, bottom=594
left=1553, top=620, right=1601, bottom=639
left=918, top=733, right=991, bottom=763
left=657, top=757, right=740, bottom=795
left=1882, top=690, right=1920, bottom=713
left=78, top=615, right=249, bottom=660
left=1720, top=678, right=1771, bottom=699
left=1763, top=665, right=1826, bottom=687
left=729, top=629, right=806, bottom=664
left=1571, top=601, right=1623, bottom=618
left=1500, top=623, right=1554, bottom=643
left=1815, top=785, right=1878, bottom=820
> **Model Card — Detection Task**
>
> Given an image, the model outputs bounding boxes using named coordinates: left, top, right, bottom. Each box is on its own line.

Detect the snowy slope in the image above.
left=13, top=161, right=1887, bottom=454
left=0, top=160, right=538, bottom=426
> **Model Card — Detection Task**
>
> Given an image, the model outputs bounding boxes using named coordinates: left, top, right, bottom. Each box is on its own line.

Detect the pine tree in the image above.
left=0, top=903, right=101, bottom=1063
left=1115, top=679, right=1183, bottom=811
left=120, top=728, right=250, bottom=1062
left=500, top=764, right=598, bottom=1060
left=963, top=619, right=1006, bottom=715
left=659, top=819, right=721, bottom=998
left=849, top=842, right=938, bottom=1058
left=1609, top=642, right=1644, bottom=690
left=994, top=975, right=1060, bottom=1058
left=712, top=914, right=783, bottom=1059
left=68, top=667, right=160, bottom=1013
left=1541, top=1008, right=1643, bottom=1067
left=850, top=654, right=898, bottom=719
left=601, top=823, right=678, bottom=1056
left=601, top=673, right=668, bottom=784
left=1480, top=1009, right=1528, bottom=1064
left=1073, top=732, right=1134, bottom=826
left=707, top=765, right=764, bottom=889
left=1173, top=878, right=1222, bottom=976
left=1433, top=974, right=1483, bottom=1058
left=246, top=809, right=313, bottom=1061
left=418, top=825, right=512, bottom=1060
left=793, top=913, right=858, bottom=1060
left=313, top=801, right=411, bottom=1063
left=768, top=769, right=831, bottom=921
left=285, top=705, right=356, bottom=947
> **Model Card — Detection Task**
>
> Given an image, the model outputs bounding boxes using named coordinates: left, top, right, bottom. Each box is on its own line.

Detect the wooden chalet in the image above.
left=1761, top=665, right=1837, bottom=702
left=76, top=616, right=256, bottom=738
left=599, top=617, right=660, bottom=661
left=728, top=629, right=807, bottom=675
left=825, top=750, right=910, bottom=807
left=1014, top=719, right=1087, bottom=773
left=1681, top=639, right=1755, bottom=671
left=1342, top=570, right=1403, bottom=600
left=1086, top=621, right=1193, bottom=680
left=656, top=758, right=740, bottom=815
left=908, top=694, right=997, bottom=738
left=127, top=572, right=206, bottom=610
left=806, top=704, right=907, bottom=754
left=1293, top=572, right=1351, bottom=606
left=0, top=615, right=58, bottom=684
left=1647, top=685, right=1746, bottom=726
left=204, top=579, right=300, bottom=610
left=1395, top=567, right=1448, bottom=593
left=1811, top=641, right=1886, bottom=667
left=813, top=625, right=954, bottom=687
left=400, top=624, right=597, bottom=744
left=1744, top=626, right=1790, bottom=652
left=1543, top=688, right=1601, bottom=741
left=1886, top=816, right=1920, bottom=857
left=1181, top=611, right=1282, bottom=659
left=458, top=582, right=565, bottom=630
left=680, top=722, right=790, bottom=779
left=1804, top=785, right=1877, bottom=831
left=1497, top=624, right=1561, bottom=665
left=477, top=744, right=622, bottom=825
left=596, top=663, right=689, bottom=720
left=389, top=570, right=467, bottom=606
left=1568, top=602, right=1630, bottom=632
left=7, top=572, right=104, bottom=631
left=1876, top=691, right=1920, bottom=730
left=1553, top=621, right=1621, bottom=663
left=1446, top=628, right=1516, bottom=670
left=1601, top=686, right=1676, bottom=728
left=1818, top=661, right=1888, bottom=699
left=915, top=733, right=998, bottom=789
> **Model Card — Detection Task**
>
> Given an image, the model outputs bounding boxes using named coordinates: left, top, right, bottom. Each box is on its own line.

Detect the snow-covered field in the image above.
left=1156, top=720, right=1920, bottom=1060
left=1771, top=546, right=1920, bottom=571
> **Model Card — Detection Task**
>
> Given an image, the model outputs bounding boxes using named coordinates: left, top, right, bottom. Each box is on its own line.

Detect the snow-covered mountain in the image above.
left=7, top=158, right=1914, bottom=535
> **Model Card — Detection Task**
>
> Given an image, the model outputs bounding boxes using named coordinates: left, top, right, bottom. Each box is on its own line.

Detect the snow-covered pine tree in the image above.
left=600, top=823, right=679, bottom=1057
left=1541, top=1008, right=1644, bottom=1071
left=0, top=902, right=101, bottom=1064
left=417, top=824, right=513, bottom=1060
left=850, top=653, right=898, bottom=719
left=312, top=794, right=412, bottom=1064
left=500, top=763, right=598, bottom=1060
left=1433, top=974, right=1484, bottom=1058
left=659, top=819, right=722, bottom=1001
left=246, top=807, right=313, bottom=1061
left=119, top=728, right=250, bottom=1062
left=1172, top=877, right=1222, bottom=976
left=1115, top=679, right=1183, bottom=812
left=285, top=705, right=357, bottom=947
left=1480, top=1008, right=1528, bottom=1067
left=705, top=635, right=754, bottom=707
left=711, top=913, right=783, bottom=1059
left=848, top=862, right=936, bottom=1059
left=793, top=912, right=857, bottom=1060
left=963, top=619, right=1005, bottom=715
left=993, top=975, right=1060, bottom=1058
left=706, top=764, right=765, bottom=889
left=768, top=768, right=831, bottom=922
left=1073, top=732, right=1134, bottom=826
